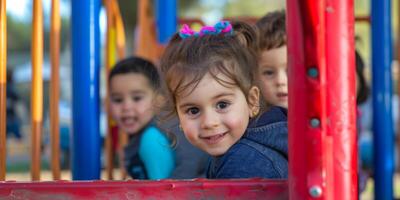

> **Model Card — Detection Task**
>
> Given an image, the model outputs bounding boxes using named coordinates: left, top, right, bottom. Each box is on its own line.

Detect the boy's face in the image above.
left=175, top=72, right=259, bottom=157
left=109, top=73, right=157, bottom=134
left=257, top=45, right=288, bottom=109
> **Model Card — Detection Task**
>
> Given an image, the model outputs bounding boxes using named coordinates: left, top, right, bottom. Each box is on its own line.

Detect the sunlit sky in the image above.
left=6, top=0, right=226, bottom=25
left=7, top=0, right=70, bottom=21
left=7, top=0, right=106, bottom=35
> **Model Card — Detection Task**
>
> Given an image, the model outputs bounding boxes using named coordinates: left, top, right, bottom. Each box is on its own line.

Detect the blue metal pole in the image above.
left=71, top=0, right=101, bottom=180
left=371, top=0, right=393, bottom=198
left=155, top=0, right=177, bottom=44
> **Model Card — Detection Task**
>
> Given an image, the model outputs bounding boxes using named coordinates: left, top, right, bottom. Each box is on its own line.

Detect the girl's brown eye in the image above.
left=216, top=101, right=229, bottom=110
left=187, top=107, right=200, bottom=115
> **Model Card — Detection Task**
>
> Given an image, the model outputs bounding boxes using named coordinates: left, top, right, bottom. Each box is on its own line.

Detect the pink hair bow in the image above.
left=179, top=21, right=233, bottom=39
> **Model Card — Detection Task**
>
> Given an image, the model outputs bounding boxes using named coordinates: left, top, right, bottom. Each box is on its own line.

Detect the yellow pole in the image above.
left=112, top=0, right=128, bottom=180
left=0, top=0, right=7, bottom=181
left=50, top=0, right=61, bottom=180
left=113, top=0, right=125, bottom=59
left=103, top=0, right=129, bottom=180
left=136, top=0, right=159, bottom=62
left=31, top=0, right=43, bottom=181
left=104, top=0, right=115, bottom=180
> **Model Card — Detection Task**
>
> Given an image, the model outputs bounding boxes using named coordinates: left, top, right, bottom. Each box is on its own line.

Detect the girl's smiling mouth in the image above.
left=201, top=132, right=228, bottom=144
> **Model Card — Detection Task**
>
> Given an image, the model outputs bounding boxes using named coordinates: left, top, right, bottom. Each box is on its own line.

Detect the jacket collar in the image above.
left=245, top=106, right=288, bottom=157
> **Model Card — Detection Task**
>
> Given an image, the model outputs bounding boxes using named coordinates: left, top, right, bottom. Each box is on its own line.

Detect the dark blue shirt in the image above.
left=207, top=106, right=288, bottom=179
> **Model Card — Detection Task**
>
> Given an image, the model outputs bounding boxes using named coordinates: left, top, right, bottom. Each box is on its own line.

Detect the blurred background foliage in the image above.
left=6, top=0, right=397, bottom=68
left=5, top=0, right=395, bottom=116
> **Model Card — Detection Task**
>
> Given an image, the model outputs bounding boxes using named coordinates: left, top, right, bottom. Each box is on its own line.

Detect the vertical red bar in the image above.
left=325, top=0, right=357, bottom=199
left=286, top=0, right=308, bottom=197
left=287, top=0, right=356, bottom=199
left=287, top=0, right=327, bottom=199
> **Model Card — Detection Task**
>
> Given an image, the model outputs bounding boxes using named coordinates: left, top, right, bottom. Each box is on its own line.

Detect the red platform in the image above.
left=0, top=179, right=288, bottom=199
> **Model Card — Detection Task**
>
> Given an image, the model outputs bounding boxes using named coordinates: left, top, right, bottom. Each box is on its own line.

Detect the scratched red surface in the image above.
left=0, top=179, right=288, bottom=199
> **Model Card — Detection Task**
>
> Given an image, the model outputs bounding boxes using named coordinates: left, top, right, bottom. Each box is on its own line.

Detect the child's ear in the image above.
left=154, top=93, right=166, bottom=108
left=248, top=86, right=260, bottom=118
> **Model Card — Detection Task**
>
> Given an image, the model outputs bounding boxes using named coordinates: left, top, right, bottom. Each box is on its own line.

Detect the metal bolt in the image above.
left=310, top=118, right=320, bottom=128
left=309, top=185, right=322, bottom=198
left=307, top=67, right=318, bottom=78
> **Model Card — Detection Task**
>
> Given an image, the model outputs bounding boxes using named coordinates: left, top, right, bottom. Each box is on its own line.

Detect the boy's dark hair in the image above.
left=256, top=10, right=286, bottom=51
left=355, top=50, right=370, bottom=104
left=108, top=56, right=160, bottom=90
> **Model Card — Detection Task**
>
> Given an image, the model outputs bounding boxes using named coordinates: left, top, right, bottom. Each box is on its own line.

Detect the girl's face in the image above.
left=175, top=72, right=259, bottom=156
left=109, top=73, right=157, bottom=135
left=257, top=45, right=288, bottom=109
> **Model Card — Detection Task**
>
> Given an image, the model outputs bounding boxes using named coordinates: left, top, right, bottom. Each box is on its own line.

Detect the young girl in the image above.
left=108, top=56, right=175, bottom=179
left=160, top=21, right=288, bottom=179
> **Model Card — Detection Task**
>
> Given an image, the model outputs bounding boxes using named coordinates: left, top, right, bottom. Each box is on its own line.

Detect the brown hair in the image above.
left=355, top=50, right=370, bottom=105
left=160, top=21, right=259, bottom=114
left=256, top=10, right=286, bottom=51
left=109, top=56, right=161, bottom=90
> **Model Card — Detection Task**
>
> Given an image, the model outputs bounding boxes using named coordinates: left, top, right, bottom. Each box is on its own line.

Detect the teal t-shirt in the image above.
left=138, top=126, right=175, bottom=179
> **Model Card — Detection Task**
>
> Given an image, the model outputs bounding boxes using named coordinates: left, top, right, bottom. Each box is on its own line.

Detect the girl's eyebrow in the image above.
left=178, top=103, right=196, bottom=110
left=178, top=92, right=235, bottom=109
left=212, top=92, right=235, bottom=100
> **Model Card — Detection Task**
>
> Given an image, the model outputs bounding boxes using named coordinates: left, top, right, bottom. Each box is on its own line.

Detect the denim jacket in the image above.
left=207, top=106, right=288, bottom=179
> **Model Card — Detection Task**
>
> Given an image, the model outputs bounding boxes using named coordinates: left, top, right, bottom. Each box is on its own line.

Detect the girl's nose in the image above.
left=200, top=109, right=219, bottom=129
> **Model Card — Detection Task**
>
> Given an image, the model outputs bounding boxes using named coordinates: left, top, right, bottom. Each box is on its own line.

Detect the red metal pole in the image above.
left=325, top=0, right=357, bottom=199
left=287, top=0, right=357, bottom=199
left=287, top=0, right=325, bottom=198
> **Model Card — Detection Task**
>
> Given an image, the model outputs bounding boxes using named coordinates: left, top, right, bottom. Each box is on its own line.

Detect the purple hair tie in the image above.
left=179, top=24, right=199, bottom=39
left=214, top=21, right=233, bottom=34
left=199, top=26, right=217, bottom=36
left=178, top=21, right=233, bottom=39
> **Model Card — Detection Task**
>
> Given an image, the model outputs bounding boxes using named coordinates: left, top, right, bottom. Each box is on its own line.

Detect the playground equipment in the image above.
left=371, top=0, right=394, bottom=199
left=0, top=0, right=6, bottom=181
left=0, top=0, right=396, bottom=199
left=104, top=0, right=127, bottom=180
left=0, top=179, right=288, bottom=199
left=287, top=0, right=358, bottom=199
left=49, top=0, right=61, bottom=180
left=31, top=0, right=44, bottom=181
